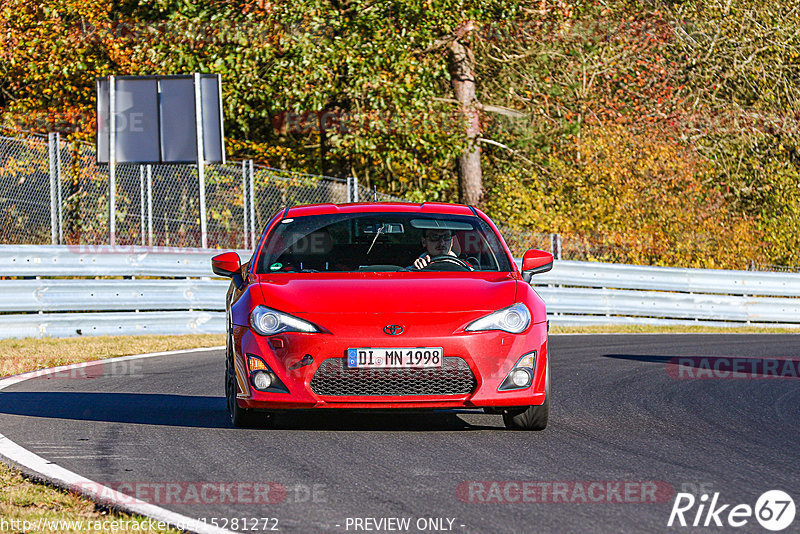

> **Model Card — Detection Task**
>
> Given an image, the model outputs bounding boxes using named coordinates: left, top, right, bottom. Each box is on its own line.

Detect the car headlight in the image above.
left=250, top=305, right=320, bottom=336
left=465, top=303, right=531, bottom=334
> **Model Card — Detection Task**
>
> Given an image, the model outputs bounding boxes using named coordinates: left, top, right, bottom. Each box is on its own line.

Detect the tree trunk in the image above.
left=448, top=37, right=482, bottom=205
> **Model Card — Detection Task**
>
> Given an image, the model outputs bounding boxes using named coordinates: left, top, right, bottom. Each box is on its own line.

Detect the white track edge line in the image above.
left=0, top=346, right=234, bottom=534
left=0, top=346, right=224, bottom=389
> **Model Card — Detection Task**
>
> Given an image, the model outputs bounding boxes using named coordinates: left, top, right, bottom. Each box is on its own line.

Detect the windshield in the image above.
left=256, top=212, right=513, bottom=273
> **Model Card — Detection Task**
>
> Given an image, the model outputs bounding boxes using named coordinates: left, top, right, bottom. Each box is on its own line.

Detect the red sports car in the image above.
left=212, top=202, right=553, bottom=430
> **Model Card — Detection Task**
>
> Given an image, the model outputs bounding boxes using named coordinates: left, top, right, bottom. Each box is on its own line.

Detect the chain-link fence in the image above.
left=1, top=128, right=558, bottom=254
left=0, top=128, right=445, bottom=250
left=0, top=132, right=53, bottom=244
left=0, top=129, right=560, bottom=256
left=0, top=129, right=369, bottom=249
left=4, top=127, right=796, bottom=271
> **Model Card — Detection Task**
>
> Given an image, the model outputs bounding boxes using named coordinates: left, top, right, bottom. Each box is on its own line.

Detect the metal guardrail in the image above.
left=0, top=311, right=224, bottom=339
left=527, top=260, right=800, bottom=328
left=1, top=247, right=799, bottom=339
left=528, top=260, right=800, bottom=297
left=0, top=245, right=251, bottom=278
left=538, top=315, right=788, bottom=328
left=535, top=287, right=800, bottom=326
left=0, top=279, right=228, bottom=312
left=0, top=245, right=235, bottom=338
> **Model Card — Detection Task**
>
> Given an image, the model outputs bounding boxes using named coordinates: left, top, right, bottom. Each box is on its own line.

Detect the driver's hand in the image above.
left=413, top=254, right=431, bottom=269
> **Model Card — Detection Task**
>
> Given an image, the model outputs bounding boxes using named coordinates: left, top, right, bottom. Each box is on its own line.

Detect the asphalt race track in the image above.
left=0, top=334, right=798, bottom=533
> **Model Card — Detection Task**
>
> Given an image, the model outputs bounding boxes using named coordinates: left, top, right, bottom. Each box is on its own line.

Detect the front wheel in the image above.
left=225, top=335, right=273, bottom=428
left=503, top=356, right=550, bottom=431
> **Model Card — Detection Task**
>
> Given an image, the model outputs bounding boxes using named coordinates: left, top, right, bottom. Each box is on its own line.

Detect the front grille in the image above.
left=310, top=357, right=477, bottom=397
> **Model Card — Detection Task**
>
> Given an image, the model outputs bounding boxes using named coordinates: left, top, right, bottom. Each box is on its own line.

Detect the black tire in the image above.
left=225, top=330, right=272, bottom=428
left=503, top=356, right=550, bottom=431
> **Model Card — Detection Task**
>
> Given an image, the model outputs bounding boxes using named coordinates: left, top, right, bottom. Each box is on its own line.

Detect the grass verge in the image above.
left=0, top=466, right=184, bottom=533
left=0, top=334, right=224, bottom=377
left=0, top=334, right=224, bottom=533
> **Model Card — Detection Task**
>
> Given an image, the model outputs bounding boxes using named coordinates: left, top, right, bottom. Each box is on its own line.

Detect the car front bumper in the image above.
left=231, top=321, right=548, bottom=410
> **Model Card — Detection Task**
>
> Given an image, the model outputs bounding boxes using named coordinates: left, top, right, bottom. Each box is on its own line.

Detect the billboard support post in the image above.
left=47, top=133, right=61, bottom=245
left=194, top=73, right=208, bottom=249
left=109, top=75, right=116, bottom=247
left=147, top=165, right=153, bottom=247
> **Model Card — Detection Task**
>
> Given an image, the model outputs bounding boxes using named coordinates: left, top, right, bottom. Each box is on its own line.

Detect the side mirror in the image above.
left=521, top=249, right=553, bottom=283
left=211, top=252, right=242, bottom=278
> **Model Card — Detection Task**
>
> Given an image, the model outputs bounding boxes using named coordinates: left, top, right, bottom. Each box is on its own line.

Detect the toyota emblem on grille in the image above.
left=384, top=324, right=404, bottom=335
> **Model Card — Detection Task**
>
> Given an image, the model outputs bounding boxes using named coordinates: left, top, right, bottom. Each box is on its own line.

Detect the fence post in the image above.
left=242, top=160, right=248, bottom=249
left=47, top=132, right=63, bottom=245
left=557, top=234, right=562, bottom=260
left=147, top=165, right=153, bottom=247
left=248, top=160, right=255, bottom=250
left=347, top=176, right=360, bottom=203
left=139, top=165, right=145, bottom=246
left=346, top=176, right=359, bottom=203
left=550, top=233, right=562, bottom=260
left=56, top=132, right=63, bottom=244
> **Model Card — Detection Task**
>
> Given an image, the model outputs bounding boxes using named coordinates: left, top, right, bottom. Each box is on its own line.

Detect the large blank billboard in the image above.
left=96, top=74, right=225, bottom=164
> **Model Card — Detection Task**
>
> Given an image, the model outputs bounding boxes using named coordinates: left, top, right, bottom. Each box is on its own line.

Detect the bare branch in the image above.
left=477, top=137, right=535, bottom=166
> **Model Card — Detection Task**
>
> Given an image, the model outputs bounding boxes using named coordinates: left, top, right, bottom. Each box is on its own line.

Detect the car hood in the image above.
left=255, top=272, right=517, bottom=314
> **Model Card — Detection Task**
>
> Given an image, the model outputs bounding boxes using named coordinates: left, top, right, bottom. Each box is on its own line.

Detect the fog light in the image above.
left=252, top=370, right=272, bottom=390
left=498, top=351, right=537, bottom=392
left=511, top=369, right=531, bottom=388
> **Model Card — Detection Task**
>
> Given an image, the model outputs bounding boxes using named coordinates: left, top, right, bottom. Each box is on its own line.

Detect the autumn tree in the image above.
left=2, top=0, right=799, bottom=267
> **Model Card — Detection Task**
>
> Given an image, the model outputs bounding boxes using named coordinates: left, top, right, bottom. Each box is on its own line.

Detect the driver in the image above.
left=413, top=229, right=457, bottom=269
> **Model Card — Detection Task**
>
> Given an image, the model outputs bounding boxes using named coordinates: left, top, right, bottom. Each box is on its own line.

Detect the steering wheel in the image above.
left=426, top=255, right=474, bottom=271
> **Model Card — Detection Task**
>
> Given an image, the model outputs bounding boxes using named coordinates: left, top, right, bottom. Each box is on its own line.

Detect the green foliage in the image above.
left=1, top=0, right=799, bottom=267
left=475, top=0, right=795, bottom=267
left=663, top=0, right=800, bottom=265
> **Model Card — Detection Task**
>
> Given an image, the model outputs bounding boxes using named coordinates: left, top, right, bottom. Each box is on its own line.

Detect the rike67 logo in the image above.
left=668, top=490, right=796, bottom=531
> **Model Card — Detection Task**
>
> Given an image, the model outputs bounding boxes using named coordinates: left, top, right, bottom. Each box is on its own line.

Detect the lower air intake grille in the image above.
left=310, top=357, right=477, bottom=397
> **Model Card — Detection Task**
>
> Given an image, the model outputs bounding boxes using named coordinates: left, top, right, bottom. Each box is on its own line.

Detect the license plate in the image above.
left=346, top=347, right=443, bottom=368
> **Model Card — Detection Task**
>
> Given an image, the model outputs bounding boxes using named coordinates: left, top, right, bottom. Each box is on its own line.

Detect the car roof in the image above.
left=284, top=202, right=477, bottom=218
